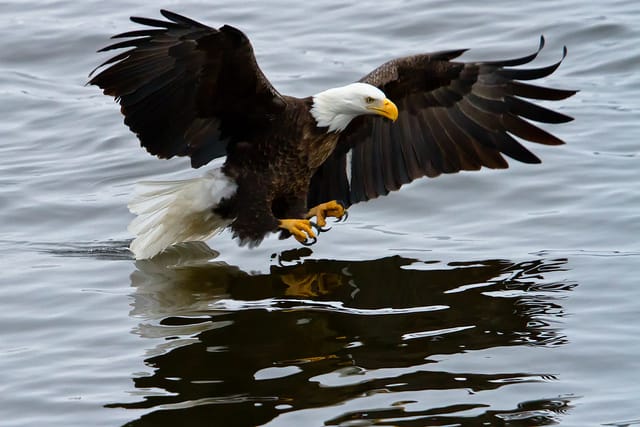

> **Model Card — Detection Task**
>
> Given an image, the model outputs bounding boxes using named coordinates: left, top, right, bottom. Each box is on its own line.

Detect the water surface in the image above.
left=1, top=1, right=639, bottom=426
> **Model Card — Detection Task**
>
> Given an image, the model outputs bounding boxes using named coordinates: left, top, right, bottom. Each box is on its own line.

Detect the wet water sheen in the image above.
left=1, top=1, right=639, bottom=426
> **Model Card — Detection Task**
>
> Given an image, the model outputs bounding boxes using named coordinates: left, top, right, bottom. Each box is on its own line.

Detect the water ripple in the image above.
left=208, top=297, right=449, bottom=315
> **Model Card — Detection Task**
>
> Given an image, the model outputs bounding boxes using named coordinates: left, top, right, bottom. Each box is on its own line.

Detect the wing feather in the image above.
left=504, top=96, right=573, bottom=124
left=510, top=81, right=576, bottom=100
left=308, top=37, right=576, bottom=208
left=392, top=114, right=422, bottom=184
left=90, top=10, right=285, bottom=168
left=129, top=15, right=185, bottom=29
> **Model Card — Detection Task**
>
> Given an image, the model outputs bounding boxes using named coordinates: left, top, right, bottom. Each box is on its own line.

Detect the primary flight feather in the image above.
left=89, top=10, right=575, bottom=259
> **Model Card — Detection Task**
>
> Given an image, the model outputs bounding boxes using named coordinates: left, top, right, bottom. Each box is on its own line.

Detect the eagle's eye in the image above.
left=365, top=96, right=375, bottom=104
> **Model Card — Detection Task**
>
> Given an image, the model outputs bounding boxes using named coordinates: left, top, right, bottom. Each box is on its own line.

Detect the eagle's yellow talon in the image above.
left=306, top=200, right=346, bottom=227
left=279, top=219, right=316, bottom=243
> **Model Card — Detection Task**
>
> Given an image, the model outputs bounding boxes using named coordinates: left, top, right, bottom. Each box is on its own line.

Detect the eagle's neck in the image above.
left=310, top=86, right=360, bottom=133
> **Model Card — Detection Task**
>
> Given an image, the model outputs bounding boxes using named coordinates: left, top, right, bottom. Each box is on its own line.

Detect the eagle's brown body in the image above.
left=89, top=10, right=576, bottom=259
left=217, top=96, right=339, bottom=244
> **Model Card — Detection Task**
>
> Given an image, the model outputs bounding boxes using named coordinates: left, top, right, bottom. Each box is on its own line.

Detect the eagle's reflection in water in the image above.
left=113, top=243, right=577, bottom=426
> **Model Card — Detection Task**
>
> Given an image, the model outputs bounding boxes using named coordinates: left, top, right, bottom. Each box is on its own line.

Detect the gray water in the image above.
left=1, top=1, right=639, bottom=426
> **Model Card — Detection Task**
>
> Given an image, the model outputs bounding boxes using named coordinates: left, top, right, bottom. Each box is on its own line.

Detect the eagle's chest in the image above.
left=265, top=129, right=337, bottom=190
left=297, top=130, right=339, bottom=170
left=243, top=119, right=337, bottom=169
left=272, top=105, right=339, bottom=166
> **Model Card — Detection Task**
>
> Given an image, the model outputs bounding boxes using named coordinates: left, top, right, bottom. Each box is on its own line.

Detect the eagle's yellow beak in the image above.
left=369, top=98, right=399, bottom=121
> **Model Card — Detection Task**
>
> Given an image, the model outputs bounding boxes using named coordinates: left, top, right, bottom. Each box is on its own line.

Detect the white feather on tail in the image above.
left=127, top=168, right=237, bottom=260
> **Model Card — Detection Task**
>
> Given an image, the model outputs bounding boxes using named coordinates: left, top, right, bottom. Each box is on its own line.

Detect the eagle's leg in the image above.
left=306, top=200, right=347, bottom=227
left=278, top=219, right=317, bottom=245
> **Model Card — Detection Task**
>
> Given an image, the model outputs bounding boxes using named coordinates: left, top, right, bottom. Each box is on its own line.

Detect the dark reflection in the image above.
left=111, top=243, right=576, bottom=426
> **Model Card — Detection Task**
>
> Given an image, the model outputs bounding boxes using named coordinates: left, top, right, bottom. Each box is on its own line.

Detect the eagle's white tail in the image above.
left=127, top=168, right=237, bottom=260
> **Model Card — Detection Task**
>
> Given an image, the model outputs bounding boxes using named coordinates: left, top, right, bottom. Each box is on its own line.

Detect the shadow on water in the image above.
left=110, top=243, right=577, bottom=426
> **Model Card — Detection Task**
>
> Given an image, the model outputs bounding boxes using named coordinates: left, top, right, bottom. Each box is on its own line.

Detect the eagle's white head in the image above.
left=310, top=82, right=399, bottom=132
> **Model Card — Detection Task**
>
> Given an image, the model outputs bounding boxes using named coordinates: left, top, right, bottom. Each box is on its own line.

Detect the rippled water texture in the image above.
left=1, top=1, right=639, bottom=426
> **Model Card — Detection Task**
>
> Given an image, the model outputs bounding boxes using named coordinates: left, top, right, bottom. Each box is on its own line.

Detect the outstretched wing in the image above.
left=89, top=10, right=286, bottom=168
left=308, top=37, right=576, bottom=207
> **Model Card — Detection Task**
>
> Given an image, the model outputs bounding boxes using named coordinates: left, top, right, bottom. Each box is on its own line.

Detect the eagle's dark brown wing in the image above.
left=308, top=37, right=576, bottom=207
left=89, top=10, right=286, bottom=168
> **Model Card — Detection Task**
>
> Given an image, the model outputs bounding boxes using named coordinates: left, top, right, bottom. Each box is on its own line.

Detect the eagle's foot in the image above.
left=279, top=219, right=318, bottom=246
left=306, top=200, right=347, bottom=228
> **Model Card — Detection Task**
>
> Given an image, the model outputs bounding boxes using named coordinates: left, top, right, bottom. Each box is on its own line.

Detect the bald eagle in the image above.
left=89, top=10, right=575, bottom=259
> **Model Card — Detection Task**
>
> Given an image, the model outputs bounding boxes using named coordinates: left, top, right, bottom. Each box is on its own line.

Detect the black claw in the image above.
left=334, top=210, right=349, bottom=223
left=301, top=235, right=317, bottom=246
left=311, top=221, right=331, bottom=233
left=309, top=221, right=330, bottom=234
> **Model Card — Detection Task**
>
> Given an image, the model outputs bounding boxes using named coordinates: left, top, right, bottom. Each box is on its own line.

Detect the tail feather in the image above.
left=127, top=168, right=237, bottom=260
left=128, top=187, right=175, bottom=215
left=129, top=204, right=169, bottom=236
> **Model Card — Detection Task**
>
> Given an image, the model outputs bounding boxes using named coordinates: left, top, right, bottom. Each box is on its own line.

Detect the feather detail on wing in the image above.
left=89, top=10, right=286, bottom=168
left=308, top=37, right=576, bottom=207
